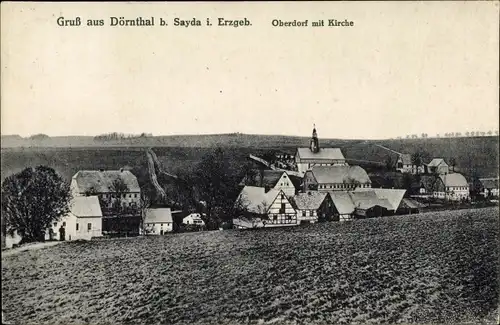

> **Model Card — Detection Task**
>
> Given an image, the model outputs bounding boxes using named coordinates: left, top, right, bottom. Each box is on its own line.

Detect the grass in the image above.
left=2, top=207, right=498, bottom=325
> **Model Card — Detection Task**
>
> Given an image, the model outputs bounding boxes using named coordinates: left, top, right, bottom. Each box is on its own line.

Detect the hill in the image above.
left=1, top=135, right=498, bottom=187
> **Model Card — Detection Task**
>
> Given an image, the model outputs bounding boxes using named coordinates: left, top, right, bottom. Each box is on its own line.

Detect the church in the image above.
left=294, top=126, right=348, bottom=174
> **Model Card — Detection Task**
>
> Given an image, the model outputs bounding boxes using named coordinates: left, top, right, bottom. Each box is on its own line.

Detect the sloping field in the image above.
left=2, top=207, right=498, bottom=325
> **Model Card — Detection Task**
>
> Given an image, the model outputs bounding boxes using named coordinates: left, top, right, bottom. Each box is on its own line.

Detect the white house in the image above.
left=46, top=196, right=103, bottom=241
left=427, top=159, right=450, bottom=175
left=144, top=208, right=174, bottom=235
left=354, top=188, right=406, bottom=212
left=239, top=170, right=298, bottom=197
left=395, top=154, right=424, bottom=174
left=183, top=213, right=206, bottom=226
left=477, top=178, right=499, bottom=197
left=329, top=192, right=356, bottom=222
left=433, top=173, right=469, bottom=201
left=295, top=126, right=347, bottom=174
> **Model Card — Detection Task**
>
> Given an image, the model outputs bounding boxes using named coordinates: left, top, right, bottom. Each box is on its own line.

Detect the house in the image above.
left=294, top=126, right=347, bottom=174
left=354, top=188, right=406, bottom=212
left=144, top=208, right=174, bottom=235
left=427, top=159, right=449, bottom=175
left=289, top=191, right=336, bottom=224
left=234, top=186, right=297, bottom=227
left=183, top=213, right=206, bottom=226
left=303, top=166, right=371, bottom=192
left=433, top=173, right=470, bottom=201
left=395, top=154, right=424, bottom=174
left=329, top=191, right=356, bottom=221
left=349, top=191, right=393, bottom=218
left=397, top=198, right=427, bottom=215
left=46, top=196, right=103, bottom=241
left=70, top=169, right=141, bottom=235
left=239, top=170, right=297, bottom=196
left=476, top=178, right=499, bottom=197
left=232, top=217, right=265, bottom=229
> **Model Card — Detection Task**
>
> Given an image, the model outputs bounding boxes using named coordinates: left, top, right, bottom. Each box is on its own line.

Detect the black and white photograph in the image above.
left=1, top=2, right=499, bottom=325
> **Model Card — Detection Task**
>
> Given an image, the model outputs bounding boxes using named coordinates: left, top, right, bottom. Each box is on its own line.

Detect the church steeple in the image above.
left=310, top=124, right=320, bottom=153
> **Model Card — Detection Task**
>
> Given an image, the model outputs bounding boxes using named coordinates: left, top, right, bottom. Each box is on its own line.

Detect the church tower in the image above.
left=310, top=124, right=320, bottom=153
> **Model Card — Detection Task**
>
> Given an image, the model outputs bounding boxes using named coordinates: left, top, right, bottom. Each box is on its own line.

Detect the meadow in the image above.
left=2, top=207, right=498, bottom=325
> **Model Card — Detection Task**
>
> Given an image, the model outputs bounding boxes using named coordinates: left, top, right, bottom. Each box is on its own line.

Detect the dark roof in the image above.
left=288, top=175, right=303, bottom=189
left=73, top=170, right=140, bottom=193
left=239, top=170, right=286, bottom=188
left=309, top=166, right=371, bottom=184
left=290, top=192, right=328, bottom=210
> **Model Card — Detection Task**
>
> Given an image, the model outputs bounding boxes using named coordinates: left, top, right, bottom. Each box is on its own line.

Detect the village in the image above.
left=2, top=126, right=498, bottom=249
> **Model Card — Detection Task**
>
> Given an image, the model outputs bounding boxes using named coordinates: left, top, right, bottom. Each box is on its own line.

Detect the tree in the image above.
left=1, top=166, right=72, bottom=243
left=192, top=147, right=237, bottom=229
left=384, top=155, right=394, bottom=171
left=465, top=132, right=470, bottom=137
left=139, top=189, right=151, bottom=235
left=411, top=151, right=429, bottom=175
left=448, top=157, right=457, bottom=172
left=487, top=130, right=492, bottom=136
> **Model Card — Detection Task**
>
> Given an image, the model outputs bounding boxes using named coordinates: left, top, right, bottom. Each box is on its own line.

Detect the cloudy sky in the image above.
left=1, top=2, right=498, bottom=139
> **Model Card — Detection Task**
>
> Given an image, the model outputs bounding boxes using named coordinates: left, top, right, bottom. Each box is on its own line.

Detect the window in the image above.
left=76, top=223, right=79, bottom=231
left=161, top=223, right=163, bottom=227
left=87, top=223, right=92, bottom=231
left=302, top=211, right=306, bottom=217
left=53, top=223, right=57, bottom=228
left=63, top=222, right=66, bottom=227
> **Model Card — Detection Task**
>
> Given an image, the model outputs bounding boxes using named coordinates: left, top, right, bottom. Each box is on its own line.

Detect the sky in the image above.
left=1, top=2, right=499, bottom=140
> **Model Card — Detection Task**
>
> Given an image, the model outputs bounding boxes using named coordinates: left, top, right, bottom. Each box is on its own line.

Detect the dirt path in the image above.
left=1, top=241, right=62, bottom=258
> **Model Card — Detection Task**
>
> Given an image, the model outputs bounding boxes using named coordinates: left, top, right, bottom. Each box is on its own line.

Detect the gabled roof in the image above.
left=438, top=173, right=468, bottom=187
left=349, top=191, right=393, bottom=210
left=239, top=170, right=290, bottom=188
left=235, top=186, right=284, bottom=214
left=355, top=188, right=406, bottom=211
left=427, top=159, right=447, bottom=167
left=288, top=175, right=303, bottom=189
left=479, top=178, right=499, bottom=189
left=399, top=154, right=412, bottom=165
left=329, top=191, right=355, bottom=215
left=73, top=170, right=140, bottom=193
left=144, top=208, right=173, bottom=224
left=309, top=166, right=371, bottom=184
left=290, top=192, right=328, bottom=210
left=399, top=198, right=427, bottom=209
left=296, top=148, right=345, bottom=161
left=70, top=196, right=102, bottom=217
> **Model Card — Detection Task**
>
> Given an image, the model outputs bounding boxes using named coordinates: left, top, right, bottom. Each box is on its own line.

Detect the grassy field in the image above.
left=2, top=207, right=498, bottom=325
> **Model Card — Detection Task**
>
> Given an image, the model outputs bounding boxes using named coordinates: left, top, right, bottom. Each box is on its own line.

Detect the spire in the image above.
left=310, top=124, right=320, bottom=153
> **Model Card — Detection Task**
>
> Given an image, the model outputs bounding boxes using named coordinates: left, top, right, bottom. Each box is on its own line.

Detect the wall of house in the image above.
left=433, top=179, right=469, bottom=201
left=339, top=213, right=353, bottom=222
left=144, top=222, right=173, bottom=234
left=274, top=173, right=296, bottom=196
left=297, top=209, right=318, bottom=223
left=267, top=193, right=297, bottom=226
left=47, top=214, right=102, bottom=241
left=297, top=160, right=346, bottom=174
left=183, top=215, right=205, bottom=225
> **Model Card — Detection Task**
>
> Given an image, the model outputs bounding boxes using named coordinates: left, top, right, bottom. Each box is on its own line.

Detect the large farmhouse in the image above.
left=70, top=169, right=141, bottom=235
left=433, top=173, right=470, bottom=201
left=295, top=126, right=347, bottom=174
left=427, top=159, right=450, bottom=175
left=303, top=166, right=372, bottom=192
